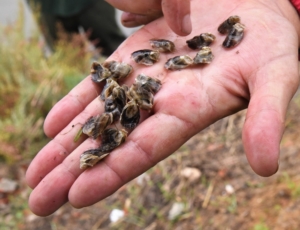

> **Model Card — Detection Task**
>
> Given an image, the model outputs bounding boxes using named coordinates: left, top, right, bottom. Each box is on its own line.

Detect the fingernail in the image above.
left=181, top=14, right=192, bottom=35
left=121, top=12, right=135, bottom=23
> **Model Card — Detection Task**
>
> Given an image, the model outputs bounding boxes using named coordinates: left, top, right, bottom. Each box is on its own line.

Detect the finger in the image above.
left=68, top=113, right=199, bottom=208
left=26, top=96, right=104, bottom=189
left=28, top=137, right=99, bottom=216
left=44, top=77, right=102, bottom=138
left=105, top=0, right=162, bottom=15
left=161, top=0, right=191, bottom=36
left=121, top=12, right=162, bottom=27
left=28, top=89, right=197, bottom=215
left=242, top=57, right=299, bottom=177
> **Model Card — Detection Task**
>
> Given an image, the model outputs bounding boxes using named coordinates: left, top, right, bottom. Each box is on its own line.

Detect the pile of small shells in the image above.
left=78, top=61, right=162, bottom=169
left=217, top=15, right=245, bottom=48
left=77, top=15, right=245, bottom=169
left=130, top=15, right=245, bottom=71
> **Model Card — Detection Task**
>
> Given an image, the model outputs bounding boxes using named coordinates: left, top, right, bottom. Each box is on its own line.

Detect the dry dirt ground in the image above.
left=2, top=83, right=300, bottom=230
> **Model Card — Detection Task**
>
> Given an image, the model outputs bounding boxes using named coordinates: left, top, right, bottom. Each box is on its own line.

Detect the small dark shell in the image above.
left=164, top=55, right=193, bottom=70
left=105, top=97, right=121, bottom=121
left=100, top=79, right=119, bottom=101
left=218, top=15, right=240, bottom=34
left=82, top=115, right=100, bottom=138
left=112, top=86, right=127, bottom=106
left=122, top=84, right=129, bottom=93
left=104, top=98, right=121, bottom=121
left=82, top=113, right=113, bottom=139
left=99, top=128, right=127, bottom=153
left=120, top=100, right=140, bottom=130
left=131, top=49, right=160, bottom=66
left=193, top=46, right=214, bottom=64
left=103, top=61, right=133, bottom=81
left=186, top=33, right=216, bottom=50
left=135, top=74, right=162, bottom=94
left=222, top=23, right=245, bottom=48
left=129, top=84, right=154, bottom=110
left=104, top=86, right=127, bottom=121
left=79, top=149, right=109, bottom=169
left=90, top=62, right=111, bottom=83
left=150, top=39, right=175, bottom=52
left=113, top=86, right=127, bottom=118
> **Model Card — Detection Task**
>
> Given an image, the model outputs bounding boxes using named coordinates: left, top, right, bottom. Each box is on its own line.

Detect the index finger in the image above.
left=162, top=0, right=192, bottom=36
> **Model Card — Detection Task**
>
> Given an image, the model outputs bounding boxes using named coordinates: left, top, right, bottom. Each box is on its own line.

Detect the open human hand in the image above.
left=26, top=0, right=300, bottom=216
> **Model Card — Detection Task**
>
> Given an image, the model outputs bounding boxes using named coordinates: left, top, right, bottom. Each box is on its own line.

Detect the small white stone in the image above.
left=225, top=184, right=235, bottom=194
left=26, top=214, right=39, bottom=222
left=180, top=167, right=201, bottom=182
left=109, top=209, right=125, bottom=223
left=168, top=202, right=185, bottom=220
left=136, top=173, right=150, bottom=186
left=0, top=178, right=18, bottom=193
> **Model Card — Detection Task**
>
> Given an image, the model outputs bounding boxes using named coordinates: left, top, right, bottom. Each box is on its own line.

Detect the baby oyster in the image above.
left=105, top=97, right=122, bottom=121
left=80, top=149, right=109, bottom=169
left=218, top=15, right=241, bottom=34
left=105, top=86, right=127, bottom=121
left=165, top=55, right=193, bottom=70
left=82, top=113, right=113, bottom=139
left=90, top=61, right=111, bottom=83
left=223, top=23, right=245, bottom=48
left=103, top=61, right=133, bottom=81
left=193, top=46, right=214, bottom=64
left=135, top=74, right=162, bottom=94
left=99, top=128, right=128, bottom=153
left=131, top=49, right=160, bottom=66
left=128, top=83, right=154, bottom=110
left=79, top=128, right=128, bottom=169
left=186, top=33, right=216, bottom=50
left=100, top=79, right=119, bottom=101
left=120, top=100, right=140, bottom=130
left=149, top=39, right=175, bottom=52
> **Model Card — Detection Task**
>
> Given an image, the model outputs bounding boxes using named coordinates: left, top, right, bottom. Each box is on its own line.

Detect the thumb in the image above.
left=242, top=57, right=299, bottom=176
left=161, top=0, right=192, bottom=36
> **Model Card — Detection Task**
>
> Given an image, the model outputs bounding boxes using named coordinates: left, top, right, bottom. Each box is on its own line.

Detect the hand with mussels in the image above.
left=26, top=0, right=300, bottom=216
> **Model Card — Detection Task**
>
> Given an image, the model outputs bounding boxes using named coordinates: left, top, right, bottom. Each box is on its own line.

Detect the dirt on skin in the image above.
left=2, top=89, right=300, bottom=230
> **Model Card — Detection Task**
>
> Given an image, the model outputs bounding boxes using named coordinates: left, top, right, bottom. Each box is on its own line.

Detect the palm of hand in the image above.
left=26, top=0, right=300, bottom=216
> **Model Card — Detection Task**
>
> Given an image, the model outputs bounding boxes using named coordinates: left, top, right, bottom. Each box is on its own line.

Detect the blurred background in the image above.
left=1, top=1, right=300, bottom=229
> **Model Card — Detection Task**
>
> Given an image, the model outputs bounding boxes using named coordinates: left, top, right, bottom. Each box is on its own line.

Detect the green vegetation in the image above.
left=0, top=5, right=93, bottom=163
left=253, top=222, right=269, bottom=230
left=280, top=172, right=300, bottom=198
left=0, top=4, right=97, bottom=229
